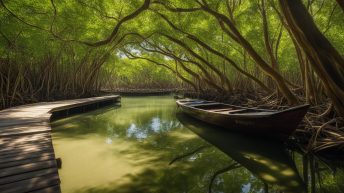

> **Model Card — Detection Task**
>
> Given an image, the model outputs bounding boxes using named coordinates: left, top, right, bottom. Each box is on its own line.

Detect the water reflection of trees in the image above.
left=292, top=152, right=344, bottom=193
left=53, top=98, right=266, bottom=193
left=52, top=97, right=344, bottom=193
left=52, top=103, right=180, bottom=140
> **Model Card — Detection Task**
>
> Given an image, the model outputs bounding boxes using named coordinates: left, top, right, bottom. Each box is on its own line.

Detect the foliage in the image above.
left=0, top=0, right=343, bottom=111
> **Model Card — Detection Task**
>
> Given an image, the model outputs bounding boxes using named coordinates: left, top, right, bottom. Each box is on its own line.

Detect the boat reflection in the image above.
left=177, top=112, right=307, bottom=193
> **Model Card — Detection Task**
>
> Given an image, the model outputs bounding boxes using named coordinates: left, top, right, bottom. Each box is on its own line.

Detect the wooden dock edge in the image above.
left=50, top=96, right=121, bottom=120
left=0, top=95, right=121, bottom=193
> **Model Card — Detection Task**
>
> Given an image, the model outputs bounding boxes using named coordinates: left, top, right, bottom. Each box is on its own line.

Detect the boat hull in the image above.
left=177, top=101, right=309, bottom=139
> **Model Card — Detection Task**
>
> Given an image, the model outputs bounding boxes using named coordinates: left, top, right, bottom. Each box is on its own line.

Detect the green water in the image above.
left=52, top=96, right=344, bottom=193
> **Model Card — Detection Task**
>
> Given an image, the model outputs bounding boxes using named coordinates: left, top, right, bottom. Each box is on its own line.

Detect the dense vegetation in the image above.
left=0, top=0, right=343, bottom=150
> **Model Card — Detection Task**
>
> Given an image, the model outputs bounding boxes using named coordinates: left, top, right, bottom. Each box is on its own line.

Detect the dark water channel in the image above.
left=52, top=96, right=344, bottom=193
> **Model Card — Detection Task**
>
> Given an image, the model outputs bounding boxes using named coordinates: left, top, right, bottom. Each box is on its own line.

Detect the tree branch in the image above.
left=1, top=0, right=151, bottom=47
left=152, top=1, right=201, bottom=12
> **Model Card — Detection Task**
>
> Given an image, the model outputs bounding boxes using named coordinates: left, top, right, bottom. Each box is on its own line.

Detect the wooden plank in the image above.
left=0, top=160, right=57, bottom=178
left=0, top=95, right=120, bottom=193
left=0, top=137, right=51, bottom=147
left=0, top=168, right=58, bottom=185
left=30, top=185, right=61, bottom=193
left=0, top=155, right=55, bottom=169
left=0, top=112, right=51, bottom=126
left=0, top=147, right=54, bottom=160
left=0, top=142, right=52, bottom=155
left=207, top=108, right=233, bottom=112
left=0, top=122, right=49, bottom=131
left=0, top=147, right=52, bottom=158
left=0, top=173, right=60, bottom=193
left=0, top=152, right=55, bottom=164
left=0, top=133, right=51, bottom=145
left=0, top=139, right=52, bottom=150
left=0, top=129, right=52, bottom=138
left=50, top=95, right=120, bottom=112
left=0, top=132, right=51, bottom=140
left=189, top=102, right=220, bottom=107
left=0, top=136, right=51, bottom=146
left=0, top=141, right=52, bottom=154
left=0, top=143, right=52, bottom=156
left=219, top=109, right=248, bottom=114
left=0, top=124, right=51, bottom=137
left=0, top=120, right=48, bottom=128
left=0, top=122, right=48, bottom=132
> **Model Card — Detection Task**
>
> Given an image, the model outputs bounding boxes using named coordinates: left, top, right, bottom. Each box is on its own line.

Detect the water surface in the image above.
left=52, top=96, right=344, bottom=193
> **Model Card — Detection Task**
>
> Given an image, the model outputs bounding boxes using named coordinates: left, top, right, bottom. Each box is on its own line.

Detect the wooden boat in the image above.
left=176, top=99, right=309, bottom=139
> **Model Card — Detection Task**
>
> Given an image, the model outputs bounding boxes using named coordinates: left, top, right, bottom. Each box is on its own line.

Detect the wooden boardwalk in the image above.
left=103, top=88, right=177, bottom=96
left=0, top=95, right=120, bottom=193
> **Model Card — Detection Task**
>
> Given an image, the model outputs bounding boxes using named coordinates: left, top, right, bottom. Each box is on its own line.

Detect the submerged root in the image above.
left=208, top=162, right=241, bottom=193
left=169, top=145, right=211, bottom=165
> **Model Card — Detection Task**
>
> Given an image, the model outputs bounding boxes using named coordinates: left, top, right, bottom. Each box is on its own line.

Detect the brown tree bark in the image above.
left=156, top=12, right=271, bottom=93
left=123, top=51, right=198, bottom=90
left=128, top=39, right=225, bottom=93
left=161, top=33, right=233, bottom=92
left=279, top=0, right=344, bottom=116
left=260, top=0, right=279, bottom=71
left=198, top=1, right=298, bottom=105
left=336, top=0, right=344, bottom=11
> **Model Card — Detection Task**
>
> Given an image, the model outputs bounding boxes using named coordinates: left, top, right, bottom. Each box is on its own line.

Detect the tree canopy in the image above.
left=1, top=0, right=343, bottom=115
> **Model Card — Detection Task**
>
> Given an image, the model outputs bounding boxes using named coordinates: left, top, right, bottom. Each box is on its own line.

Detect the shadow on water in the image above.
left=177, top=112, right=306, bottom=193
left=52, top=96, right=344, bottom=193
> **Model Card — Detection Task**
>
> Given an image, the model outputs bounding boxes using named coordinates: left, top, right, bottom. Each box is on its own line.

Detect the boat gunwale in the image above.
left=176, top=100, right=310, bottom=119
left=178, top=100, right=276, bottom=112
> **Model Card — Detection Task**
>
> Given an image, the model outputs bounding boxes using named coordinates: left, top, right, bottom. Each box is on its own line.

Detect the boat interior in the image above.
left=178, top=99, right=276, bottom=115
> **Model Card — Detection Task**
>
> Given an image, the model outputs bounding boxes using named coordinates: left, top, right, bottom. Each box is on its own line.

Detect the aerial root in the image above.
left=208, top=163, right=241, bottom=193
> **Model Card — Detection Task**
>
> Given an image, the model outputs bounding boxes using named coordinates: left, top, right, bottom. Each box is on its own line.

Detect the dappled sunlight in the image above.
left=1, top=0, right=343, bottom=190
left=235, top=150, right=305, bottom=192
left=51, top=97, right=344, bottom=193
left=52, top=97, right=250, bottom=192
left=53, top=135, right=167, bottom=193
left=52, top=97, right=201, bottom=192
left=281, top=169, right=296, bottom=177
left=168, top=129, right=198, bottom=141
left=178, top=113, right=307, bottom=193
left=260, top=173, right=277, bottom=182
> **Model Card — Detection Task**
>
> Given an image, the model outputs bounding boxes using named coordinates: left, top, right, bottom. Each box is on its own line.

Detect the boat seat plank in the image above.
left=178, top=100, right=202, bottom=103
left=219, top=109, right=248, bottom=114
left=189, top=103, right=220, bottom=107
left=183, top=101, right=209, bottom=105
left=207, top=108, right=233, bottom=112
